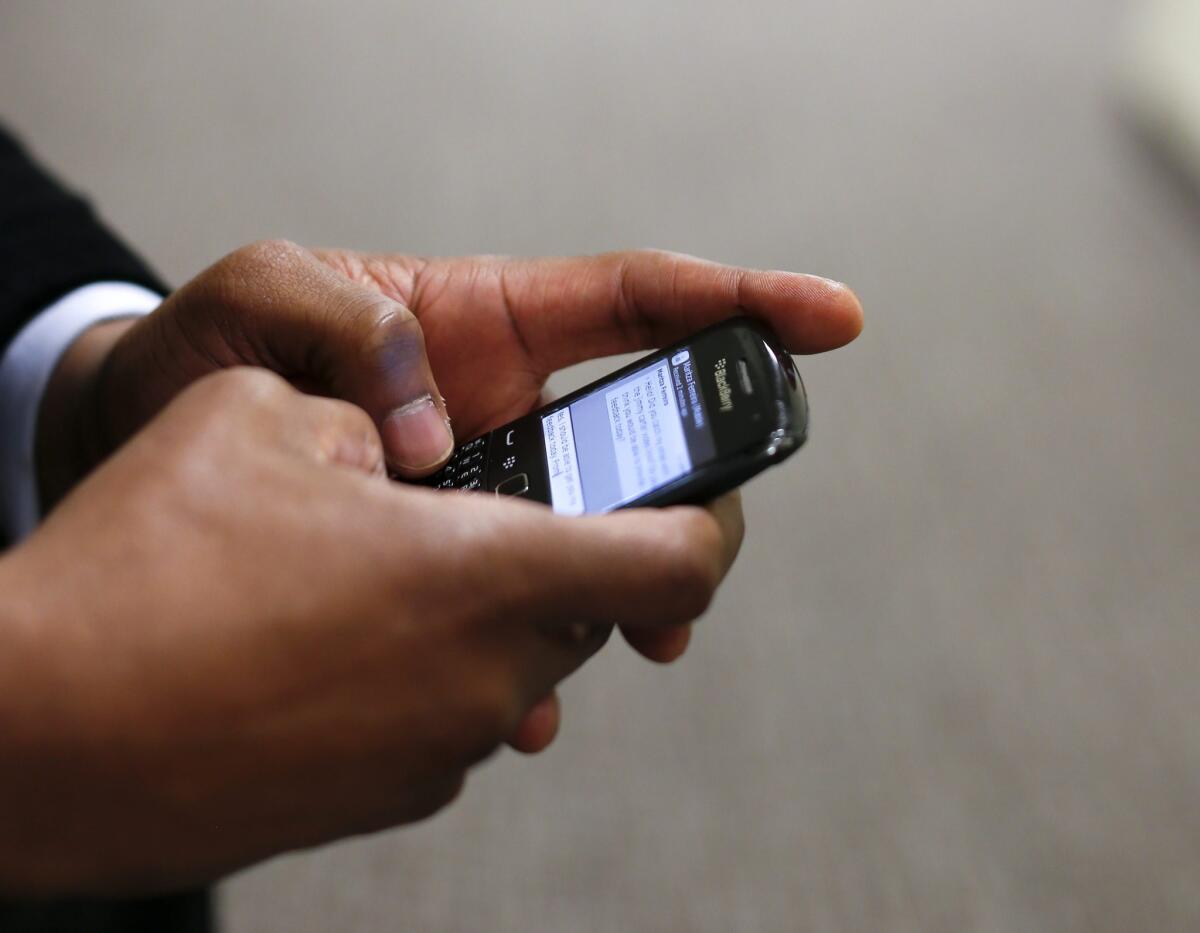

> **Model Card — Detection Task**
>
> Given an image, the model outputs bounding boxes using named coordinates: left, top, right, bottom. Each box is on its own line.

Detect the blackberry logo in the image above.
left=713, top=358, right=734, bottom=412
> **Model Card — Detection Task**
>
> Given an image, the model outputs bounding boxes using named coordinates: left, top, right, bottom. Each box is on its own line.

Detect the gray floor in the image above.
left=4, top=1, right=1200, bottom=930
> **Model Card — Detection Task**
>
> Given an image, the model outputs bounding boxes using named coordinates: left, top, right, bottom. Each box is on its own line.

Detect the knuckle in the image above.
left=182, top=366, right=290, bottom=413
left=225, top=238, right=304, bottom=276
left=410, top=773, right=467, bottom=821
left=657, top=512, right=723, bottom=621
left=635, top=247, right=682, bottom=262
left=201, top=239, right=310, bottom=322
left=145, top=369, right=295, bottom=484
left=366, top=769, right=467, bottom=827
left=203, top=366, right=291, bottom=408
left=342, top=400, right=379, bottom=441
left=456, top=675, right=522, bottom=764
left=620, top=248, right=693, bottom=275
left=311, top=394, right=375, bottom=433
left=362, top=293, right=416, bottom=330
left=350, top=296, right=425, bottom=361
left=293, top=395, right=383, bottom=471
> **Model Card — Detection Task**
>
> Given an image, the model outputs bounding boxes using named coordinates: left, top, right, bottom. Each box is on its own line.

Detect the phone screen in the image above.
left=540, top=348, right=717, bottom=514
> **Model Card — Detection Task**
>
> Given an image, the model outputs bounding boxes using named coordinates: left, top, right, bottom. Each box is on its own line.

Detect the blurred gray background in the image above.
left=4, top=1, right=1199, bottom=930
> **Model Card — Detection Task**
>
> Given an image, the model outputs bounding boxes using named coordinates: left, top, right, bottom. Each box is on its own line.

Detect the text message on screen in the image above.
left=604, top=362, right=692, bottom=502
left=542, top=408, right=584, bottom=515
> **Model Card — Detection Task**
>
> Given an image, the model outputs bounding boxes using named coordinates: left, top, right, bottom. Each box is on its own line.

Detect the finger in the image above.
left=706, top=490, right=746, bottom=572
left=194, top=240, right=454, bottom=477
left=292, top=393, right=388, bottom=478
left=181, top=367, right=386, bottom=478
left=488, top=249, right=863, bottom=371
left=467, top=496, right=736, bottom=632
left=619, top=491, right=741, bottom=662
left=515, top=621, right=612, bottom=711
left=621, top=624, right=693, bottom=664
left=506, top=692, right=561, bottom=754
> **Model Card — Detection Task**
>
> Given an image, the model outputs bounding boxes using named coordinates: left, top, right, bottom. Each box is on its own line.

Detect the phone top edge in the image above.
left=469, top=316, right=804, bottom=445
left=739, top=317, right=809, bottom=447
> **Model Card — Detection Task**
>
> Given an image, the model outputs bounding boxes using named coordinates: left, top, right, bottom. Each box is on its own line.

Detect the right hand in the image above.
left=0, top=368, right=740, bottom=895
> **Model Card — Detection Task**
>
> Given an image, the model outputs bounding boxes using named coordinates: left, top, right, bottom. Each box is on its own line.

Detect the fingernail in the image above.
left=382, top=395, right=454, bottom=473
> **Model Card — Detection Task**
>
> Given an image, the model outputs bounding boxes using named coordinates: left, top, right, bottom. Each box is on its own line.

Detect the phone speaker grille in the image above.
left=736, top=358, right=754, bottom=394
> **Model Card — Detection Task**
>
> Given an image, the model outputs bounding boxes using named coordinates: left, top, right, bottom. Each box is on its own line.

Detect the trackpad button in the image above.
left=495, top=473, right=530, bottom=497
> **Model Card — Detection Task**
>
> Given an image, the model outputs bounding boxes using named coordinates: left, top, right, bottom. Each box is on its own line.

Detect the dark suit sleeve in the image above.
left=0, top=126, right=209, bottom=933
left=0, top=123, right=169, bottom=355
left=0, top=894, right=214, bottom=933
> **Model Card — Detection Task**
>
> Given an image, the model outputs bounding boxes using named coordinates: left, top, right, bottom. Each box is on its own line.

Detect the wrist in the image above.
left=35, top=318, right=138, bottom=513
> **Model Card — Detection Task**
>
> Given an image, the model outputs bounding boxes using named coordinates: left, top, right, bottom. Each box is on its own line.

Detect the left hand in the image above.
left=310, top=246, right=863, bottom=438
left=41, top=240, right=863, bottom=751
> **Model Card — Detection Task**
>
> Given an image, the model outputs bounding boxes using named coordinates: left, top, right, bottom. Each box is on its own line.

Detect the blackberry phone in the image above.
left=424, top=318, right=808, bottom=513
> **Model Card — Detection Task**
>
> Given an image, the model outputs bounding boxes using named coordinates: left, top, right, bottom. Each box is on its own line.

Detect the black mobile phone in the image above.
left=423, top=318, right=808, bottom=513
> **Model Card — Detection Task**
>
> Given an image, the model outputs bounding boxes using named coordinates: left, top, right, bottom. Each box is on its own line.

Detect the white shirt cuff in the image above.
left=0, top=282, right=162, bottom=543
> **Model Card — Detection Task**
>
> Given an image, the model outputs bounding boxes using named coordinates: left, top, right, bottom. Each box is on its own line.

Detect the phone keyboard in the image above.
left=425, top=435, right=489, bottom=491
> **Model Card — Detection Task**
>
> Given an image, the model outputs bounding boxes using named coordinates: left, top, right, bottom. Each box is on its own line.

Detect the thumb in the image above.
left=316, top=285, right=453, bottom=479
left=177, top=240, right=454, bottom=477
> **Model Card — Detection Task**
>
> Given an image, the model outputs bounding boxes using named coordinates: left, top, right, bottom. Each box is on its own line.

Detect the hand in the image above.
left=39, top=242, right=861, bottom=748
left=0, top=368, right=741, bottom=894
left=313, top=245, right=862, bottom=438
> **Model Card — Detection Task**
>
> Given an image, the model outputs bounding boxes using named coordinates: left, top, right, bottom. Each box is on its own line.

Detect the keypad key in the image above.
left=423, top=435, right=491, bottom=491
